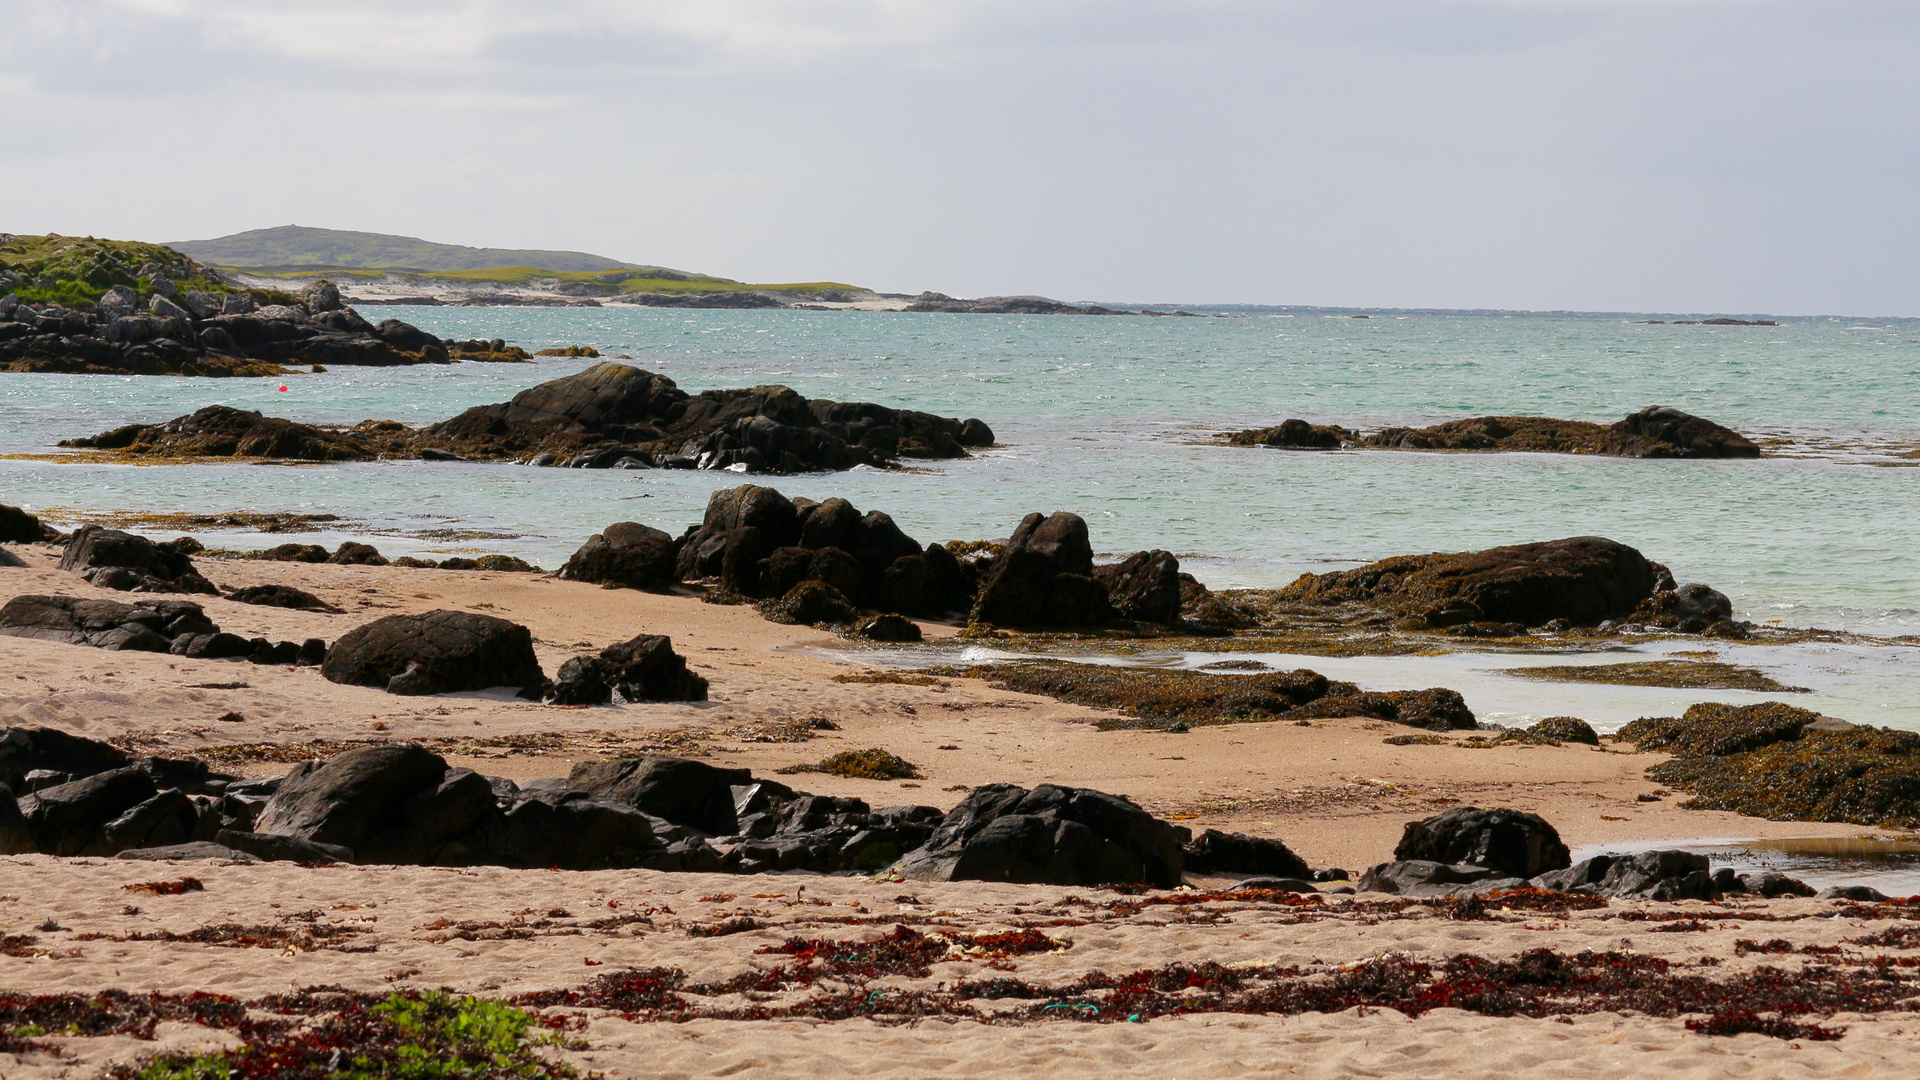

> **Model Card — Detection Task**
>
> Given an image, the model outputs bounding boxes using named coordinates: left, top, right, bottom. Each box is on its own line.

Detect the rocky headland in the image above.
left=59, top=361, right=997, bottom=474
left=1224, top=406, right=1762, bottom=459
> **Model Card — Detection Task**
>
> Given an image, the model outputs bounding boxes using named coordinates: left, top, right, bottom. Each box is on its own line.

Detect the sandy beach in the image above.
left=5, top=540, right=1918, bottom=1074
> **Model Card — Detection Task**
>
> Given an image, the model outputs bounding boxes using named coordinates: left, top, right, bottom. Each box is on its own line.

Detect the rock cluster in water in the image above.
left=62, top=362, right=997, bottom=475
left=2, top=276, right=452, bottom=376
left=1226, top=406, right=1761, bottom=459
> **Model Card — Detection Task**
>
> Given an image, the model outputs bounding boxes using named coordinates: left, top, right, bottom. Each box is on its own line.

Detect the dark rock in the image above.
left=1526, top=716, right=1600, bottom=745
left=568, top=757, right=753, bottom=835
left=0, top=788, right=35, bottom=854
left=1178, top=573, right=1253, bottom=629
left=893, top=783, right=1187, bottom=887
left=1393, top=806, right=1571, bottom=878
left=171, top=631, right=252, bottom=659
left=856, top=614, right=922, bottom=642
left=1224, top=418, right=1349, bottom=449
left=321, top=610, right=546, bottom=696
left=1228, top=877, right=1318, bottom=892
left=548, top=656, right=613, bottom=706
left=597, top=633, right=708, bottom=702
left=1094, top=550, right=1183, bottom=624
left=90, top=788, right=200, bottom=855
left=1278, top=536, right=1664, bottom=628
left=0, top=547, right=24, bottom=569
left=957, top=418, right=995, bottom=447
left=1632, top=583, right=1735, bottom=631
left=253, top=544, right=331, bottom=563
left=1357, top=860, right=1523, bottom=896
left=295, top=638, right=328, bottom=666
left=1736, top=870, right=1817, bottom=898
left=252, top=744, right=450, bottom=856
left=761, top=580, right=857, bottom=626
left=1531, top=850, right=1717, bottom=900
left=327, top=541, right=387, bottom=566
left=559, top=522, right=679, bottom=590
left=19, top=766, right=159, bottom=855
left=214, top=829, right=352, bottom=864
left=0, top=595, right=221, bottom=654
left=116, top=841, right=258, bottom=862
left=225, top=584, right=340, bottom=611
left=971, top=512, right=1112, bottom=628
left=1182, top=829, right=1311, bottom=879
left=1608, top=406, right=1760, bottom=459
left=1, top=503, right=45, bottom=544
left=493, top=789, right=659, bottom=870
left=58, top=525, right=216, bottom=594
left=0, top=725, right=133, bottom=793
left=60, top=405, right=377, bottom=462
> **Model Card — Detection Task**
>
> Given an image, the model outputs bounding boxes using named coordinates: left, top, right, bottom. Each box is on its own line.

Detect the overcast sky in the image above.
left=3, top=1, right=1915, bottom=313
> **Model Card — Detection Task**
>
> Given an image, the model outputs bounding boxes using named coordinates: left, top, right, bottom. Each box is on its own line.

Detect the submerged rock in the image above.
left=1224, top=407, right=1758, bottom=459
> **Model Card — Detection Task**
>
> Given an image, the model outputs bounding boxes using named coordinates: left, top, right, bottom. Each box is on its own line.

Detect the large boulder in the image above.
left=1094, top=550, right=1183, bottom=624
left=893, top=783, right=1188, bottom=887
left=58, top=525, right=216, bottom=594
left=321, top=610, right=547, bottom=697
left=1392, top=806, right=1571, bottom=878
left=559, top=522, right=679, bottom=590
left=566, top=757, right=753, bottom=835
left=596, top=633, right=708, bottom=702
left=491, top=789, right=659, bottom=870
left=1276, top=536, right=1665, bottom=628
left=970, top=512, right=1112, bottom=628
left=0, top=725, right=133, bottom=792
left=252, top=743, right=452, bottom=859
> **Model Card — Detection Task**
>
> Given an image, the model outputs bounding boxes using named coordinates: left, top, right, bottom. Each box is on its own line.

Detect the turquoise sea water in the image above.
left=3, top=307, right=1916, bottom=726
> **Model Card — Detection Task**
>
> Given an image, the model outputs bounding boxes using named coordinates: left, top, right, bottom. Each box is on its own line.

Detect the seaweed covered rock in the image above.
left=957, top=660, right=1475, bottom=732
left=1631, top=582, right=1736, bottom=632
left=1337, top=408, right=1759, bottom=459
left=1223, top=418, right=1350, bottom=449
left=893, top=783, right=1188, bottom=887
left=1392, top=806, right=1571, bottom=878
left=1093, top=550, right=1183, bottom=625
left=559, top=521, right=679, bottom=590
left=320, top=610, right=546, bottom=697
left=59, top=525, right=217, bottom=594
left=1275, top=536, right=1665, bottom=629
left=970, top=512, right=1112, bottom=628
left=1526, top=716, right=1601, bottom=745
left=1618, top=702, right=1920, bottom=827
left=760, top=580, right=857, bottom=626
left=59, top=405, right=377, bottom=462
left=1608, top=406, right=1760, bottom=459
left=0, top=503, right=48, bottom=544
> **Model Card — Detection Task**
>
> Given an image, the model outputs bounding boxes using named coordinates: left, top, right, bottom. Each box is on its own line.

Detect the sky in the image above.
left=2, top=0, right=1916, bottom=314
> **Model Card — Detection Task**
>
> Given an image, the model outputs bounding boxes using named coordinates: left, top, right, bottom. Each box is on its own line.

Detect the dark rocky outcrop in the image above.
left=59, top=525, right=217, bottom=594
left=1618, top=702, right=1920, bottom=827
left=1, top=264, right=449, bottom=376
left=416, top=362, right=981, bottom=473
left=903, top=292, right=1128, bottom=316
left=856, top=614, right=923, bottom=642
left=1532, top=851, right=1718, bottom=901
left=320, top=610, right=546, bottom=697
left=1276, top=536, right=1667, bottom=629
left=558, top=522, right=679, bottom=590
left=970, top=512, right=1112, bottom=629
left=59, top=363, right=992, bottom=477
left=1224, top=407, right=1759, bottom=459
left=1356, top=859, right=1522, bottom=897
left=1391, top=806, right=1571, bottom=879
left=892, top=783, right=1189, bottom=887
left=60, top=405, right=378, bottom=461
left=0, top=594, right=319, bottom=665
left=1631, top=582, right=1736, bottom=632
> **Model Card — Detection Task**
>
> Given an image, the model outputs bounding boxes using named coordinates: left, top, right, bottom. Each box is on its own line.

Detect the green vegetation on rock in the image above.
left=0, top=234, right=243, bottom=307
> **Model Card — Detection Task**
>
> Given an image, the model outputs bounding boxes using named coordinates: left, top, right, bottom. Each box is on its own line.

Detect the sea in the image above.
left=3, top=305, right=1917, bottom=731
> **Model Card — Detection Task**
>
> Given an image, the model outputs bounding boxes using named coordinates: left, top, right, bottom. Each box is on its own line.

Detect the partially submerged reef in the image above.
left=1615, top=703, right=1920, bottom=829
left=60, top=362, right=995, bottom=474
left=1224, top=406, right=1761, bottom=459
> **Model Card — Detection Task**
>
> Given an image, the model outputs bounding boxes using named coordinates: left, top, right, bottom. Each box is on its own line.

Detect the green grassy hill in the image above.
left=169, top=225, right=645, bottom=273
left=0, top=233, right=248, bottom=306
